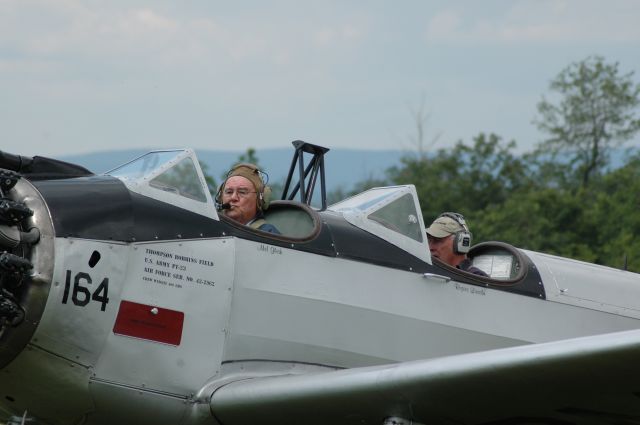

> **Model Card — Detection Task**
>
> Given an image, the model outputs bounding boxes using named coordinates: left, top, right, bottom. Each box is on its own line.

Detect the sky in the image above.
left=2, top=0, right=639, bottom=158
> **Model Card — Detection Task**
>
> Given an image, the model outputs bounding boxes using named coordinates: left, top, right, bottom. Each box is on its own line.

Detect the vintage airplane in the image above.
left=1, top=141, right=640, bottom=425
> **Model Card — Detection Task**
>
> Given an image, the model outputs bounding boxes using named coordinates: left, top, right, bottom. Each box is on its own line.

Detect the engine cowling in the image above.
left=0, top=172, right=55, bottom=369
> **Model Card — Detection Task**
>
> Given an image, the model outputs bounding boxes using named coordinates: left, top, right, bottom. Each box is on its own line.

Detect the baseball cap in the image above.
left=426, top=216, right=465, bottom=238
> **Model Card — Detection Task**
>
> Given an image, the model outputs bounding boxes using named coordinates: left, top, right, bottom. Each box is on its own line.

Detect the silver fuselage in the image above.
left=1, top=150, right=639, bottom=425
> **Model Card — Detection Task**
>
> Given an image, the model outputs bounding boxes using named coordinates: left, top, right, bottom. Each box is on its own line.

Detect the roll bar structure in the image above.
left=281, top=141, right=330, bottom=211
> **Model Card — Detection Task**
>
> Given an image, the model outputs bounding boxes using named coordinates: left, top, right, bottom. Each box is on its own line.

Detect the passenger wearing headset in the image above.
left=216, top=163, right=280, bottom=234
left=425, top=212, right=488, bottom=277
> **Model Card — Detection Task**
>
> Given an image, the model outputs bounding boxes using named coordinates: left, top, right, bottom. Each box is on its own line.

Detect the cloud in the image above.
left=425, top=0, right=640, bottom=45
left=0, top=1, right=369, bottom=70
left=2, top=1, right=636, bottom=158
left=0, top=3, right=252, bottom=71
left=313, top=25, right=363, bottom=47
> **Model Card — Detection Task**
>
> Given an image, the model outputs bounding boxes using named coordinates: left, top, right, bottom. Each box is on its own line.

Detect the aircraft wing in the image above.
left=211, top=329, right=640, bottom=425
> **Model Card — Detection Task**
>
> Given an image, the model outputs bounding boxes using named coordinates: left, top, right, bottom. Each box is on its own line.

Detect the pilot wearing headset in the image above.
left=425, top=212, right=488, bottom=277
left=216, top=163, right=280, bottom=234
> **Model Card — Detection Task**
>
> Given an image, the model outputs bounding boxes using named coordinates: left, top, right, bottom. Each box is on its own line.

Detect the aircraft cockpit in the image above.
left=102, top=146, right=528, bottom=280
left=102, top=145, right=533, bottom=290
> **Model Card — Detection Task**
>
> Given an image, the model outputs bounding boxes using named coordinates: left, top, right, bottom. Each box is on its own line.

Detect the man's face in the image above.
left=427, top=234, right=458, bottom=266
left=221, top=176, right=259, bottom=225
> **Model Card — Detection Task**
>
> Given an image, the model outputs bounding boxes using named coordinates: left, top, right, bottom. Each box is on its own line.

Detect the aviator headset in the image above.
left=215, top=163, right=272, bottom=211
left=438, top=212, right=472, bottom=254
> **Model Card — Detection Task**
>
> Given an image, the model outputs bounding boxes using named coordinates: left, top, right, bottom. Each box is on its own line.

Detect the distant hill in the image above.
left=58, top=145, right=635, bottom=195
left=60, top=147, right=408, bottom=193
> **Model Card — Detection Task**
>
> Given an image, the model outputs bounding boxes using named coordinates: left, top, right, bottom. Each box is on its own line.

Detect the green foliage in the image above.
left=198, top=161, right=217, bottom=196
left=237, top=147, right=260, bottom=166
left=220, top=148, right=262, bottom=182
left=327, top=175, right=390, bottom=205
left=534, top=56, right=640, bottom=188
left=473, top=188, right=598, bottom=263
left=388, top=133, right=529, bottom=221
left=587, top=153, right=640, bottom=271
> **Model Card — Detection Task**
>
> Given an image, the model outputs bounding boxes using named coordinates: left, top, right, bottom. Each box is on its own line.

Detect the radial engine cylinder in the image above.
left=0, top=172, right=54, bottom=369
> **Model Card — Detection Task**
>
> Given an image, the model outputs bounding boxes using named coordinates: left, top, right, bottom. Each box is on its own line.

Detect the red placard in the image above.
left=113, top=300, right=184, bottom=346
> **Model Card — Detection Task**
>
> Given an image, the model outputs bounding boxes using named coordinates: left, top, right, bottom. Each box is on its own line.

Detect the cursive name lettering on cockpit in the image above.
left=454, top=282, right=486, bottom=296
